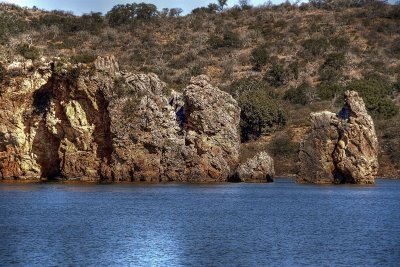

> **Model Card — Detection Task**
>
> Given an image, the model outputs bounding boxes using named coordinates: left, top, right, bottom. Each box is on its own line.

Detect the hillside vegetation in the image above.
left=0, top=0, right=399, bottom=176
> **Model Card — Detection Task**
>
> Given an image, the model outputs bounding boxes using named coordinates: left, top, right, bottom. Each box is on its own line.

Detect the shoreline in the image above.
left=1, top=176, right=398, bottom=185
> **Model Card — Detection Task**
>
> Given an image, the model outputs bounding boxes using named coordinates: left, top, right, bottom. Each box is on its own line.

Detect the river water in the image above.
left=0, top=178, right=399, bottom=266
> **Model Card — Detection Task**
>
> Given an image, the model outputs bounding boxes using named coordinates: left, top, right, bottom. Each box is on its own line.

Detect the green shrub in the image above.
left=250, top=46, right=269, bottom=71
left=264, top=63, right=289, bottom=87
left=221, top=30, right=242, bottom=48
left=284, top=83, right=316, bottom=105
left=227, top=77, right=273, bottom=99
left=302, top=37, right=329, bottom=57
left=208, top=30, right=242, bottom=49
left=70, top=53, right=97, bottom=64
left=260, top=24, right=275, bottom=37
left=239, top=89, right=287, bottom=141
left=317, top=83, right=344, bottom=100
left=168, top=52, right=196, bottom=69
left=0, top=13, right=28, bottom=43
left=319, top=52, right=346, bottom=81
left=106, top=3, right=158, bottom=27
left=192, top=3, right=219, bottom=14
left=80, top=12, right=104, bottom=34
left=346, top=78, right=398, bottom=118
left=106, top=4, right=135, bottom=26
left=17, top=44, right=40, bottom=60
left=330, top=37, right=349, bottom=52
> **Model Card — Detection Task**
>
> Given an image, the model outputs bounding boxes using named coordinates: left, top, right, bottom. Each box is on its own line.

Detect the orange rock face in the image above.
left=0, top=57, right=240, bottom=182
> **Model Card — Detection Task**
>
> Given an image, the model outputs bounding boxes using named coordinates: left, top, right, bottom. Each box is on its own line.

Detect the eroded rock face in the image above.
left=235, top=152, right=274, bottom=182
left=297, top=91, right=379, bottom=184
left=0, top=58, right=240, bottom=182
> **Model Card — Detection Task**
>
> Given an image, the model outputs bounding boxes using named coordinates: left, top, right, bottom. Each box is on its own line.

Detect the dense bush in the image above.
left=192, top=3, right=219, bottom=14
left=70, top=53, right=97, bottom=64
left=239, top=89, right=286, bottom=141
left=106, top=4, right=135, bottom=26
left=319, top=52, right=346, bottom=81
left=302, top=37, right=329, bottom=57
left=80, top=12, right=104, bottom=33
left=264, top=63, right=289, bottom=87
left=32, top=12, right=90, bottom=34
left=330, top=37, right=349, bottom=52
left=227, top=76, right=272, bottom=99
left=208, top=30, right=242, bottom=49
left=0, top=12, right=29, bottom=43
left=284, top=83, right=317, bottom=105
left=317, top=83, right=344, bottom=100
left=106, top=2, right=158, bottom=27
left=250, top=46, right=269, bottom=71
left=17, top=44, right=40, bottom=60
left=346, top=78, right=398, bottom=118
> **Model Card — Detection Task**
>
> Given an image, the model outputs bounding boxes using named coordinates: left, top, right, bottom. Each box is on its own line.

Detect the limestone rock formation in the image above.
left=0, top=57, right=240, bottom=182
left=297, top=91, right=379, bottom=184
left=235, top=152, right=274, bottom=182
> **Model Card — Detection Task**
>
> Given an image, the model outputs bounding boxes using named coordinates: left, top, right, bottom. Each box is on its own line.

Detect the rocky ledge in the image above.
left=297, top=91, right=379, bottom=184
left=0, top=56, right=241, bottom=182
left=234, top=152, right=274, bottom=183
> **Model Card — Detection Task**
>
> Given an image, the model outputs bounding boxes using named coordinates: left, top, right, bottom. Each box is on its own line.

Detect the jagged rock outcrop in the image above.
left=235, top=152, right=274, bottom=182
left=297, top=91, right=379, bottom=184
left=0, top=57, right=240, bottom=182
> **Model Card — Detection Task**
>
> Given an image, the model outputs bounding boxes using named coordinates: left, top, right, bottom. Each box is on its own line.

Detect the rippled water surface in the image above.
left=0, top=179, right=399, bottom=266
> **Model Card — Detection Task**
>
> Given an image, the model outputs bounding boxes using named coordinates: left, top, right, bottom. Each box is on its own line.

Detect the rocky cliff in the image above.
left=0, top=57, right=240, bottom=182
left=297, top=91, right=379, bottom=184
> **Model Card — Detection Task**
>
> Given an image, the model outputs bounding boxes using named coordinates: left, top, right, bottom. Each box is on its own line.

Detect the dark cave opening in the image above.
left=32, top=120, right=61, bottom=179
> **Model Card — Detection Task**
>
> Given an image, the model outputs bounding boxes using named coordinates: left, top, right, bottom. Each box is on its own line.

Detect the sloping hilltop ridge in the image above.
left=0, top=56, right=242, bottom=182
left=297, top=90, right=379, bottom=184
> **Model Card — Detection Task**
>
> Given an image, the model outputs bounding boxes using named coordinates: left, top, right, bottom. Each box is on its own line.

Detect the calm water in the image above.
left=0, top=179, right=399, bottom=267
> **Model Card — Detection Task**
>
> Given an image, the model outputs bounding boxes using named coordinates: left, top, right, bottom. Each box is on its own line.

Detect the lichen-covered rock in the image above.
left=0, top=58, right=240, bottom=182
left=235, top=152, right=274, bottom=182
left=182, top=75, right=241, bottom=181
left=297, top=91, right=379, bottom=184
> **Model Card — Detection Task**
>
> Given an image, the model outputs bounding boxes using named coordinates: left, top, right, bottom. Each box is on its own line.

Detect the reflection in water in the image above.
left=0, top=179, right=399, bottom=266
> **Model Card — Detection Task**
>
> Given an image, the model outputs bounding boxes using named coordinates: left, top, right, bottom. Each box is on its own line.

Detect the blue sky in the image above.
left=2, top=0, right=301, bottom=15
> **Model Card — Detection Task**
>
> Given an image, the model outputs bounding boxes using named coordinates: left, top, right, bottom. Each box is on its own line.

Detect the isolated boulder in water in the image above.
left=297, top=90, right=379, bottom=184
left=235, top=151, right=274, bottom=182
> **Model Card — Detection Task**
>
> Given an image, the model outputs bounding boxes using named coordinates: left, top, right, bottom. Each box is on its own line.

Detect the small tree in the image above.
left=239, top=0, right=252, bottom=10
left=135, top=3, right=158, bottom=20
left=218, top=0, right=228, bottom=11
left=169, top=8, right=183, bottom=17
left=239, top=89, right=286, bottom=141
left=284, top=83, right=317, bottom=105
left=250, top=46, right=269, bottom=71
left=106, top=4, right=135, bottom=26
left=319, top=52, right=346, bottom=81
left=265, top=63, right=289, bottom=87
